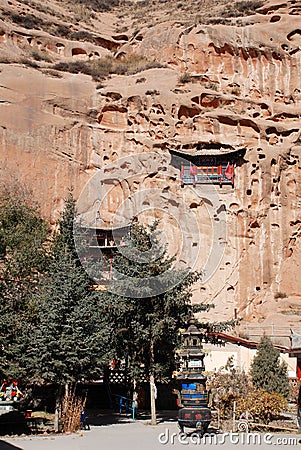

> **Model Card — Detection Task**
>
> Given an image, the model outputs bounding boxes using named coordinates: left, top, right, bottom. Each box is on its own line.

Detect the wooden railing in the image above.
left=180, top=163, right=234, bottom=187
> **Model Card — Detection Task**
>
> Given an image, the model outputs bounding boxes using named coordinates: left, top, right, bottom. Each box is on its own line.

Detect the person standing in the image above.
left=80, top=408, right=90, bottom=430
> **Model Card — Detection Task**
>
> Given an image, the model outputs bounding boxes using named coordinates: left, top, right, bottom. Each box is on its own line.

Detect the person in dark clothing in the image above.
left=80, top=408, right=90, bottom=430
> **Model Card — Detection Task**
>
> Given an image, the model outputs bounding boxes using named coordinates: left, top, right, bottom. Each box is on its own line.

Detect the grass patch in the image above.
left=274, top=292, right=287, bottom=299
left=223, top=0, right=264, bottom=17
left=145, top=89, right=160, bottom=95
left=8, top=11, right=93, bottom=42
left=70, top=31, right=96, bottom=43
left=205, top=82, right=218, bottom=91
left=179, top=72, right=194, bottom=84
left=31, top=51, right=53, bottom=63
left=69, top=0, right=119, bottom=11
left=53, top=56, right=164, bottom=82
left=11, top=13, right=45, bottom=30
left=20, top=58, right=39, bottom=68
left=43, top=69, right=63, bottom=78
left=27, top=1, right=61, bottom=19
left=0, top=57, right=13, bottom=64
left=113, top=57, right=163, bottom=75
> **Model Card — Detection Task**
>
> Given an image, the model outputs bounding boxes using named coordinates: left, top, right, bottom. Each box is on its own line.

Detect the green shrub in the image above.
left=250, top=336, right=290, bottom=397
left=113, top=56, right=163, bottom=75
left=0, top=57, right=12, bottom=64
left=43, top=69, right=63, bottom=78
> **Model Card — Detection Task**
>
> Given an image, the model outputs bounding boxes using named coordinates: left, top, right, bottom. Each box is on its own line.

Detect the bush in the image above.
left=289, top=379, right=300, bottom=403
left=53, top=56, right=163, bottom=82
left=206, top=357, right=253, bottom=418
left=223, top=1, right=264, bottom=18
left=31, top=51, right=52, bottom=63
left=274, top=291, right=287, bottom=299
left=53, top=59, right=113, bottom=81
left=205, top=82, right=218, bottom=91
left=145, top=90, right=160, bottom=95
left=70, top=31, right=96, bottom=43
left=236, top=389, right=287, bottom=424
left=72, top=0, right=119, bottom=11
left=113, top=56, right=163, bottom=75
left=20, top=58, right=39, bottom=68
left=53, top=25, right=71, bottom=38
left=53, top=61, right=89, bottom=75
left=236, top=1, right=263, bottom=13
left=179, top=72, right=193, bottom=84
left=61, top=392, right=85, bottom=433
left=11, top=14, right=45, bottom=30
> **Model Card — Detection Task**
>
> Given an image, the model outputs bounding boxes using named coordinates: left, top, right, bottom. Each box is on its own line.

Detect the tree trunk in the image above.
left=54, top=385, right=62, bottom=433
left=149, top=339, right=157, bottom=425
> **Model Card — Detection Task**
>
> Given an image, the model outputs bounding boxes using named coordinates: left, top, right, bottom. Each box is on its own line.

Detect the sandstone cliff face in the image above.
left=0, top=0, right=300, bottom=328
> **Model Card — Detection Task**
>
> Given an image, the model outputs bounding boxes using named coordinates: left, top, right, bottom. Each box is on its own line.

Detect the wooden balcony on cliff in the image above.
left=169, top=145, right=246, bottom=189
left=83, top=227, right=128, bottom=253
left=77, top=226, right=129, bottom=286
left=180, top=162, right=234, bottom=187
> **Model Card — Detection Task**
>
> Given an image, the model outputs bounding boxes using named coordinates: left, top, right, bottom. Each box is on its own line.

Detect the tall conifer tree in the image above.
left=250, top=335, right=289, bottom=397
left=101, top=220, right=233, bottom=424
left=0, top=183, right=49, bottom=379
left=24, top=193, right=112, bottom=430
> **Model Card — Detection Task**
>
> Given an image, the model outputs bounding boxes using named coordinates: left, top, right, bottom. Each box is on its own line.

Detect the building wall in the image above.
left=203, top=342, right=297, bottom=378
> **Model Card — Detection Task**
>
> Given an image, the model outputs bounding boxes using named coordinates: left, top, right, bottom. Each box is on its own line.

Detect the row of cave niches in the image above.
left=246, top=148, right=300, bottom=197
left=0, top=29, right=102, bottom=60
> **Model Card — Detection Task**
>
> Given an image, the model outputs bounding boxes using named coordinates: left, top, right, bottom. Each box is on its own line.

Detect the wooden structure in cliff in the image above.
left=170, top=146, right=246, bottom=188
left=180, top=162, right=234, bottom=187
left=78, top=226, right=129, bottom=284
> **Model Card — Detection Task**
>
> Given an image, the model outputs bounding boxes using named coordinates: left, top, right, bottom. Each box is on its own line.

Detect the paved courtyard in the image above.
left=2, top=418, right=301, bottom=450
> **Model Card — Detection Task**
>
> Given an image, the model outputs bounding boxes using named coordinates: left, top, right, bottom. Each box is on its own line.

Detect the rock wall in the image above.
left=0, top=0, right=300, bottom=326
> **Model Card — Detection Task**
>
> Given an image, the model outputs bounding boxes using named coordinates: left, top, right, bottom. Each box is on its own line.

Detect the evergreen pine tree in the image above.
left=24, top=194, right=112, bottom=431
left=250, top=335, right=289, bottom=397
left=101, top=220, right=234, bottom=424
left=0, top=183, right=49, bottom=379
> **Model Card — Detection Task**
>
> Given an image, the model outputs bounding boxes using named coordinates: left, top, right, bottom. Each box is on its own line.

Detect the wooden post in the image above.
left=150, top=374, right=157, bottom=425
left=232, top=400, right=236, bottom=432
left=150, top=338, right=157, bottom=425
left=54, top=385, right=62, bottom=433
